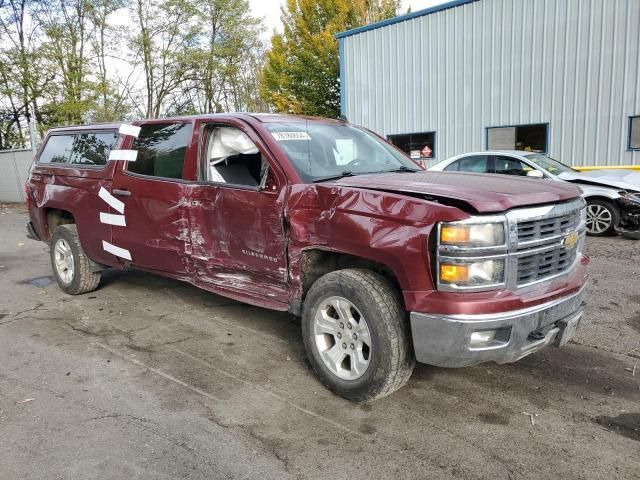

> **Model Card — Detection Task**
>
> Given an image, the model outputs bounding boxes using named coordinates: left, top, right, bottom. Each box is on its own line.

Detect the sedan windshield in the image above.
left=264, top=122, right=419, bottom=182
left=524, top=153, right=577, bottom=175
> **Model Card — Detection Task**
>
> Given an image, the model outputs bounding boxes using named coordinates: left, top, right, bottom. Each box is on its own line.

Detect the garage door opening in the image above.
left=487, top=124, right=548, bottom=153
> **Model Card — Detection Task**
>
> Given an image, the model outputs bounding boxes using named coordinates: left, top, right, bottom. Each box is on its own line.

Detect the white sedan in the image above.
left=429, top=151, right=640, bottom=236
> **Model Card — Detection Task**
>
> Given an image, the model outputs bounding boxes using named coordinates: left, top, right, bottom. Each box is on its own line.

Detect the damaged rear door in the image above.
left=188, top=118, right=290, bottom=308
left=109, top=120, right=193, bottom=274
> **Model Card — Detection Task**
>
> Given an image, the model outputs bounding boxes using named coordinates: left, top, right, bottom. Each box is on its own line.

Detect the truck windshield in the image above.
left=524, top=153, right=577, bottom=175
left=264, top=122, right=420, bottom=183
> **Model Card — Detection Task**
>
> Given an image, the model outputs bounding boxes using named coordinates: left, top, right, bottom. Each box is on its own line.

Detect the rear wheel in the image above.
left=301, top=269, right=414, bottom=402
left=50, top=224, right=101, bottom=295
left=586, top=199, right=619, bottom=236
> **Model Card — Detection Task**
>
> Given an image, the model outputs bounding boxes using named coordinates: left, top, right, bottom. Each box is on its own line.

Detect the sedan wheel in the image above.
left=586, top=200, right=618, bottom=236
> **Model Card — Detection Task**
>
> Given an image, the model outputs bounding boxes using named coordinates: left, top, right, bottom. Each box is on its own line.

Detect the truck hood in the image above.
left=333, top=171, right=582, bottom=213
left=558, top=169, right=640, bottom=192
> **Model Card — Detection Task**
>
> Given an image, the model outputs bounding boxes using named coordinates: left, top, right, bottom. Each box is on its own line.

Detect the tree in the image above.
left=187, top=0, right=265, bottom=113
left=260, top=0, right=399, bottom=117
left=0, top=0, right=53, bottom=147
left=129, top=0, right=198, bottom=118
left=38, top=0, right=97, bottom=125
left=85, top=0, right=131, bottom=122
left=160, top=0, right=267, bottom=115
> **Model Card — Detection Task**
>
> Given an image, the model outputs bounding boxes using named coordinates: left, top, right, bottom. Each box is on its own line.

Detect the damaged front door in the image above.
left=188, top=121, right=289, bottom=309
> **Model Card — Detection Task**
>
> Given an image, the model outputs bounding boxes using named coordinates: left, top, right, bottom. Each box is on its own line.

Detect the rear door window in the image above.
left=71, top=132, right=118, bottom=166
left=127, top=123, right=191, bottom=179
left=39, top=135, right=75, bottom=164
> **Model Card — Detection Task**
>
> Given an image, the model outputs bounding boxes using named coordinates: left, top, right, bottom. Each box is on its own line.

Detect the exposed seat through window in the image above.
left=207, top=127, right=262, bottom=187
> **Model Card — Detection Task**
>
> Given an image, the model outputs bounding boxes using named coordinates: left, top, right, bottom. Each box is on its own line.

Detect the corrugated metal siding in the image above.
left=342, top=0, right=640, bottom=167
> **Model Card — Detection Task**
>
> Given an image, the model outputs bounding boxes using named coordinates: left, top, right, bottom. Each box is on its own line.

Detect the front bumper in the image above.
left=410, top=286, right=586, bottom=368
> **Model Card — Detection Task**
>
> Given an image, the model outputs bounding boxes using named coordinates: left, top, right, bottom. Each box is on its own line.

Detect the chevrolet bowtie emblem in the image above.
left=561, top=231, right=579, bottom=249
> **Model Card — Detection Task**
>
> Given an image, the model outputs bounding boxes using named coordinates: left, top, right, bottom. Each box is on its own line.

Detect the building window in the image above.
left=629, top=116, right=640, bottom=150
left=387, top=131, right=435, bottom=160
left=487, top=124, right=548, bottom=153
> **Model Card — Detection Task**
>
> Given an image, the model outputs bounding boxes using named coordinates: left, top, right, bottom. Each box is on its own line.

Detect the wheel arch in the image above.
left=44, top=207, right=76, bottom=240
left=297, top=248, right=404, bottom=311
left=583, top=193, right=621, bottom=203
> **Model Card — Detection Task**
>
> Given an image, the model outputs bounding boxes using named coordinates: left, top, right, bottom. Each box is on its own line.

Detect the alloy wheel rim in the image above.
left=586, top=204, right=612, bottom=234
left=313, top=296, right=372, bottom=381
left=54, top=239, right=74, bottom=284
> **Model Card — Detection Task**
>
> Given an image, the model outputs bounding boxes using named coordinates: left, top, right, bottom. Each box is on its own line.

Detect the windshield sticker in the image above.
left=271, top=131, right=311, bottom=141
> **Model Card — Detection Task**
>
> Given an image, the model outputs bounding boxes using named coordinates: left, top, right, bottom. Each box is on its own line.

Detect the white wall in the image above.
left=0, top=149, right=32, bottom=202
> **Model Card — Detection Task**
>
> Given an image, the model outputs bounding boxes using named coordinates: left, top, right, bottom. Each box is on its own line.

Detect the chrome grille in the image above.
left=511, top=201, right=584, bottom=287
left=517, top=246, right=578, bottom=284
left=517, top=213, right=578, bottom=246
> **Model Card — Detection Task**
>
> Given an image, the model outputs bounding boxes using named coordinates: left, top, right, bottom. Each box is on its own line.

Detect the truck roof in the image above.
left=47, top=113, right=345, bottom=133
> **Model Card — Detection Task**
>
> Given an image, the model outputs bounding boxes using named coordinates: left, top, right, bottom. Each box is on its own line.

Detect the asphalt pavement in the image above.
left=0, top=203, right=638, bottom=479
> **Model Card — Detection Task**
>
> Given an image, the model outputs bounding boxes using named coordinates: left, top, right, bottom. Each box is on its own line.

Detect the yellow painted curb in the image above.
left=574, top=165, right=640, bottom=172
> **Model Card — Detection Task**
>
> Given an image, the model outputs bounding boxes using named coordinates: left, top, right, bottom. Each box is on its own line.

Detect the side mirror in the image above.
left=526, top=169, right=544, bottom=179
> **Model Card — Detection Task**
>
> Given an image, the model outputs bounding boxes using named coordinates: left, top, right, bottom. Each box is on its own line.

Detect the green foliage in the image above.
left=261, top=0, right=399, bottom=117
left=0, top=0, right=267, bottom=148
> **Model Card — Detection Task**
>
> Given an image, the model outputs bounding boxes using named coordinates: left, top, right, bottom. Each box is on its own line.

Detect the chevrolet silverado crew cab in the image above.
left=25, top=114, right=589, bottom=402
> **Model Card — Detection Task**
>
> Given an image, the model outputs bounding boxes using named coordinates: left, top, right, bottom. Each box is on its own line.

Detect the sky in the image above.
left=250, top=0, right=449, bottom=39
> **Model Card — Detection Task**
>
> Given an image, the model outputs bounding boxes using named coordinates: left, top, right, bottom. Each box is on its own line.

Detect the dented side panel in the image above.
left=27, top=133, right=122, bottom=268
left=285, top=184, right=470, bottom=310
left=188, top=185, right=289, bottom=307
left=110, top=172, right=193, bottom=275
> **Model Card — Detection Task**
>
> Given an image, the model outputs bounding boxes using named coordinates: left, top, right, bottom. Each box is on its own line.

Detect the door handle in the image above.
left=112, top=189, right=131, bottom=196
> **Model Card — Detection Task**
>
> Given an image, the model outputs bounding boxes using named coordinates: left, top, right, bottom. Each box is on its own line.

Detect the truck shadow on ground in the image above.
left=96, top=267, right=640, bottom=402
left=75, top=267, right=640, bottom=442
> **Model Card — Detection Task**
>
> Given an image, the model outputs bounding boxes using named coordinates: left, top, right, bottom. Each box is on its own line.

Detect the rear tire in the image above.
left=50, top=224, right=101, bottom=295
left=586, top=199, right=619, bottom=236
left=301, top=269, right=415, bottom=402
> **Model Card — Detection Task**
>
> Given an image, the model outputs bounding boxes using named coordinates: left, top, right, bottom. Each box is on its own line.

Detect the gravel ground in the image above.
left=0, top=203, right=638, bottom=480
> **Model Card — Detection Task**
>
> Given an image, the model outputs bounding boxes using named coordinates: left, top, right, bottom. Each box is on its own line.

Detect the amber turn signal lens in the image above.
left=440, top=225, right=471, bottom=244
left=439, top=263, right=470, bottom=283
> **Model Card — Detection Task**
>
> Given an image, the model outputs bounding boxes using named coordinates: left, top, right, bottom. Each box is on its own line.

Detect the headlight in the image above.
left=439, top=259, right=505, bottom=287
left=440, top=222, right=505, bottom=247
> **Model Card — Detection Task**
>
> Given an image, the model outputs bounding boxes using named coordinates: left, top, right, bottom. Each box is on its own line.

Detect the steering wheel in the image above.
left=346, top=158, right=365, bottom=168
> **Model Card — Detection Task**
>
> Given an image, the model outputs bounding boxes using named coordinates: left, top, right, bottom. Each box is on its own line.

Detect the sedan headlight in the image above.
left=439, top=259, right=505, bottom=287
left=440, top=222, right=506, bottom=247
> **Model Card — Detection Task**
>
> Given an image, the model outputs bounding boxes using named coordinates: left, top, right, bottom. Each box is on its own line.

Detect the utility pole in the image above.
left=28, top=116, right=37, bottom=153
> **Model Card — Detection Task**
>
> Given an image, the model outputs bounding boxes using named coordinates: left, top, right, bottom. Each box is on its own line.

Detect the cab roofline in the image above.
left=46, top=113, right=348, bottom=132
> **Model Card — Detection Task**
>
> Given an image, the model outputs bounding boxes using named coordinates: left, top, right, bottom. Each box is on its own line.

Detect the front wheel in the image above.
left=301, top=269, right=415, bottom=402
left=586, top=199, right=619, bottom=236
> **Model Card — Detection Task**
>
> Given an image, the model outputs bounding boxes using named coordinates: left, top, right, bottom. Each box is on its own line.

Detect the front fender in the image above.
left=285, top=184, right=468, bottom=307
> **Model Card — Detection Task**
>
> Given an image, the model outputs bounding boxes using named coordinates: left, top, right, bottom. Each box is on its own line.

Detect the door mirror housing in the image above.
left=526, top=169, right=544, bottom=179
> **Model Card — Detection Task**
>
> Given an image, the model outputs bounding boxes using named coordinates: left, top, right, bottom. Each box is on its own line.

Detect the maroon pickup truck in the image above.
left=25, top=114, right=589, bottom=401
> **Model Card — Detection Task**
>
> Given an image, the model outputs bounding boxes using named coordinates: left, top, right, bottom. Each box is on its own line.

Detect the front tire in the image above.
left=50, top=224, right=101, bottom=295
left=301, top=269, right=415, bottom=402
left=586, top=199, right=619, bottom=236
